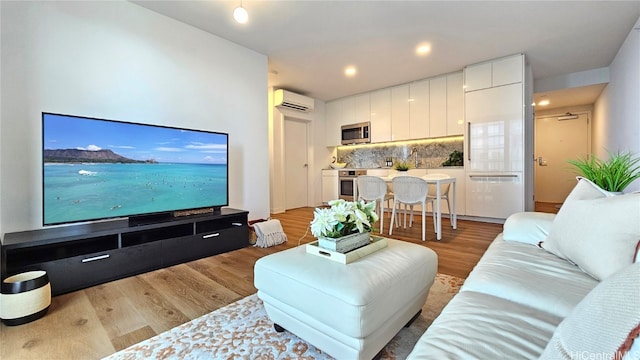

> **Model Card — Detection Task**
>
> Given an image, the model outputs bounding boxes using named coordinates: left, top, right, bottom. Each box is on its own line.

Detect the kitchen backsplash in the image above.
left=337, top=137, right=463, bottom=169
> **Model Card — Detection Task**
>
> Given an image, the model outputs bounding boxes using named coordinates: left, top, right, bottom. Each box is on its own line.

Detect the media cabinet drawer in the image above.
left=34, top=242, right=162, bottom=295
left=196, top=214, right=247, bottom=233
left=163, top=226, right=248, bottom=266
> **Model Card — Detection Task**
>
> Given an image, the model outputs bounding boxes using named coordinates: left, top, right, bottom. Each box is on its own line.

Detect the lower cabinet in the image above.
left=322, top=169, right=339, bottom=204
left=1, top=209, right=249, bottom=296
left=465, top=173, right=524, bottom=219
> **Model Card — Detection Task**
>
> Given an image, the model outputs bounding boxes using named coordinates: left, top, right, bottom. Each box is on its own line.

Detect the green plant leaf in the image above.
left=567, top=150, right=640, bottom=192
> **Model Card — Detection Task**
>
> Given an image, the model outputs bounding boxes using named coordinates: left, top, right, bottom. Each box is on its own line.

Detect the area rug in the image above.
left=105, top=273, right=464, bottom=360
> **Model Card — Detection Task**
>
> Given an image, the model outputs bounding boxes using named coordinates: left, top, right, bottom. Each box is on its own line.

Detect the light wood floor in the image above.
left=0, top=207, right=502, bottom=359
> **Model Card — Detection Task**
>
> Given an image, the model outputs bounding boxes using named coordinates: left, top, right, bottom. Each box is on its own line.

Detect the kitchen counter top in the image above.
left=323, top=166, right=464, bottom=171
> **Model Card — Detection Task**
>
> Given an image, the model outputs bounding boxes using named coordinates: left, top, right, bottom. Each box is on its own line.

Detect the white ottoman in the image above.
left=254, top=238, right=438, bottom=360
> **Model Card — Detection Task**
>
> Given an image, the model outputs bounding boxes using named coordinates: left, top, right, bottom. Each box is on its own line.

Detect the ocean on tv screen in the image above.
left=43, top=162, right=228, bottom=225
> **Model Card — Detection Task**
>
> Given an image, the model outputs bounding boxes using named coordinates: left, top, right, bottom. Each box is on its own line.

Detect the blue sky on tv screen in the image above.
left=43, top=113, right=227, bottom=164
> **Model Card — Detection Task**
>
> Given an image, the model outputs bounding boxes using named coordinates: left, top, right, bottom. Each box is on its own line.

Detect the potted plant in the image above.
left=442, top=150, right=464, bottom=167
left=567, top=150, right=640, bottom=192
left=394, top=160, right=412, bottom=172
left=310, top=199, right=378, bottom=253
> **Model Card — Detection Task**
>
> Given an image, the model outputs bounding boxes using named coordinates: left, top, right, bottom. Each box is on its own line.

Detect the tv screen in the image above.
left=42, top=112, right=228, bottom=226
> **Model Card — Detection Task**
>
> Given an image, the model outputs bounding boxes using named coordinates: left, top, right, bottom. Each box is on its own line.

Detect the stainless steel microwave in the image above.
left=341, top=121, right=371, bottom=145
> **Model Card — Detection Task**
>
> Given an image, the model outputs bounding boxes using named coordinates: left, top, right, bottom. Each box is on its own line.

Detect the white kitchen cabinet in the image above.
left=492, top=55, right=523, bottom=87
left=340, top=93, right=370, bottom=125
left=341, top=96, right=357, bottom=125
left=322, top=169, right=339, bottom=204
left=465, top=83, right=524, bottom=172
left=354, top=93, right=371, bottom=124
left=324, top=94, right=370, bottom=147
left=464, top=54, right=527, bottom=220
left=465, top=172, right=524, bottom=219
left=464, top=62, right=492, bottom=92
left=391, top=85, right=410, bottom=141
left=464, top=54, right=523, bottom=92
left=446, top=72, right=464, bottom=135
left=370, top=88, right=392, bottom=143
left=409, top=79, right=430, bottom=139
left=429, top=76, right=447, bottom=137
left=325, top=100, right=342, bottom=147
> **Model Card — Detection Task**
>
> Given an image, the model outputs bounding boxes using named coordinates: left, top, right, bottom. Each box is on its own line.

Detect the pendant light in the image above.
left=233, top=1, right=248, bottom=24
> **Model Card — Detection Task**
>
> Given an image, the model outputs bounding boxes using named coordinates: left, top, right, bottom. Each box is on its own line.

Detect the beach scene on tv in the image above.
left=43, top=113, right=228, bottom=225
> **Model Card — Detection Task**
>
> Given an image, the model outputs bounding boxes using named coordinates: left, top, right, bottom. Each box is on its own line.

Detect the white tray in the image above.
left=305, top=236, right=388, bottom=264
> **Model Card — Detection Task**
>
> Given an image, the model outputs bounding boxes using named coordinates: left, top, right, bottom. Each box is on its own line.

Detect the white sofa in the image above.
left=408, top=178, right=640, bottom=359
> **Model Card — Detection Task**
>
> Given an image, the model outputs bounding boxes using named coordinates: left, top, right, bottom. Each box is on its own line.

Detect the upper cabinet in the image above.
left=391, top=85, right=411, bottom=141
left=409, top=79, right=430, bottom=139
left=341, top=94, right=370, bottom=125
left=370, top=88, right=391, bottom=143
left=325, top=100, right=342, bottom=147
left=341, top=96, right=357, bottom=124
left=325, top=94, right=371, bottom=147
left=464, top=54, right=523, bottom=92
left=492, top=55, right=524, bottom=87
left=354, top=93, right=371, bottom=124
left=429, top=76, right=447, bottom=137
left=446, top=72, right=464, bottom=135
left=463, top=62, right=492, bottom=92
left=324, top=71, right=464, bottom=145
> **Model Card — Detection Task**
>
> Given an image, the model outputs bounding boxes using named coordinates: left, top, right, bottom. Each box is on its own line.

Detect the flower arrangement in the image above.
left=310, top=199, right=378, bottom=238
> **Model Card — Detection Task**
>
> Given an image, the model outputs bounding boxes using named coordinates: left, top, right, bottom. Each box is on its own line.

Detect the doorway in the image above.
left=284, top=118, right=309, bottom=209
left=534, top=112, right=590, bottom=212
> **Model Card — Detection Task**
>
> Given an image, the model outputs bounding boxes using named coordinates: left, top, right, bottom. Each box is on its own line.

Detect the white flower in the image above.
left=310, top=199, right=378, bottom=238
left=310, top=207, right=338, bottom=238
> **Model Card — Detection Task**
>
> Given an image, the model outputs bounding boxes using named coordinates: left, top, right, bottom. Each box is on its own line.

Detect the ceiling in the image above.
left=131, top=1, right=640, bottom=109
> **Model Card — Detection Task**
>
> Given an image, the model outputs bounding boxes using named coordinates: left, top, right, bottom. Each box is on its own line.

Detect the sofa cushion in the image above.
left=461, top=235, right=598, bottom=317
left=502, top=211, right=556, bottom=245
left=407, top=291, right=563, bottom=360
left=541, top=178, right=640, bottom=280
left=540, top=262, right=640, bottom=359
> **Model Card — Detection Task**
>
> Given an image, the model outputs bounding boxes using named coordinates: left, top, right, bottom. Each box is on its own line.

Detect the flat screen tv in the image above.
left=42, top=112, right=229, bottom=226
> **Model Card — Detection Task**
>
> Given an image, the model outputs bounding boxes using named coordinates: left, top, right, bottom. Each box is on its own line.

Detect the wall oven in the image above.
left=341, top=122, right=371, bottom=145
left=338, top=170, right=367, bottom=201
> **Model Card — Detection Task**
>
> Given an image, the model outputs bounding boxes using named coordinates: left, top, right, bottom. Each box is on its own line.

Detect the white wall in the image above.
left=0, top=1, right=269, bottom=235
left=593, top=16, right=640, bottom=193
left=268, top=89, right=329, bottom=214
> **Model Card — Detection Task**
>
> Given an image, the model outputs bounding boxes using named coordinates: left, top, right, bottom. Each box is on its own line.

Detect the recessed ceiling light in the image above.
left=416, top=43, right=431, bottom=56
left=345, top=66, right=357, bottom=77
left=538, top=99, right=550, bottom=106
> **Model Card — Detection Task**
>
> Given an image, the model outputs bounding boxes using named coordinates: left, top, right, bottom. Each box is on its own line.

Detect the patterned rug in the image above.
left=105, top=273, right=464, bottom=360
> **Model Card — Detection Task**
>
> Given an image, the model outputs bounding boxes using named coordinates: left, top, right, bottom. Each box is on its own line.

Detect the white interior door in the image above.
left=534, top=113, right=590, bottom=203
left=285, top=119, right=309, bottom=209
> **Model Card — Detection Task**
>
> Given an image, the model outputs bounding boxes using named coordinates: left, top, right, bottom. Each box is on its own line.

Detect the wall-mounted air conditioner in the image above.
left=274, top=89, right=314, bottom=112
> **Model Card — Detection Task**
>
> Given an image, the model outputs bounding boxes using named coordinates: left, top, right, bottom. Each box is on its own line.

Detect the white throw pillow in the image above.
left=540, top=178, right=640, bottom=280
left=539, top=262, right=640, bottom=360
left=503, top=212, right=556, bottom=245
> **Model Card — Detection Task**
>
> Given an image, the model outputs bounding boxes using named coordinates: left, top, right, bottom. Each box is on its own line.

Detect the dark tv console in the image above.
left=1, top=208, right=248, bottom=296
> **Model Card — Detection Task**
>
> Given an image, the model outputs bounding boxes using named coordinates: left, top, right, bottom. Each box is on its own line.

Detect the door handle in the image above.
left=467, top=122, right=471, bottom=162
left=537, top=157, right=548, bottom=166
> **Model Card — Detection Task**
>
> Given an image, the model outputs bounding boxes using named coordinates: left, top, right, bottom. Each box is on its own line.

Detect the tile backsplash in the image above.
left=337, top=137, right=463, bottom=169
